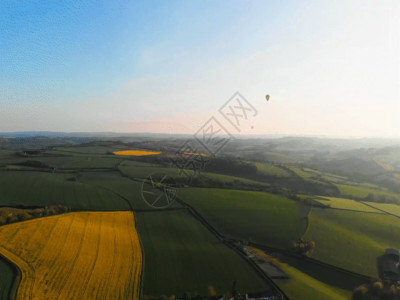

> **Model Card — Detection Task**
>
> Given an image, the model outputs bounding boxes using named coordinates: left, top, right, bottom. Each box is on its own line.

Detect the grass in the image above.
left=337, top=184, right=400, bottom=202
left=248, top=248, right=351, bottom=300
left=0, top=256, right=18, bottom=300
left=119, top=163, right=269, bottom=189
left=178, top=188, right=309, bottom=248
left=254, top=162, right=291, bottom=177
left=78, top=171, right=182, bottom=210
left=288, top=167, right=315, bottom=180
left=362, top=202, right=400, bottom=217
left=276, top=262, right=351, bottom=300
left=304, top=208, right=400, bottom=277
left=0, top=171, right=130, bottom=211
left=200, top=172, right=270, bottom=187
left=135, top=209, right=271, bottom=297
left=263, top=152, right=298, bottom=163
left=22, top=155, right=124, bottom=169
left=0, top=212, right=142, bottom=300
left=313, top=196, right=382, bottom=213
left=49, top=146, right=111, bottom=155
left=119, top=164, right=189, bottom=180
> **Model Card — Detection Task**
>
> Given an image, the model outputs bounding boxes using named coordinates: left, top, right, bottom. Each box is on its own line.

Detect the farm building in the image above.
left=377, top=248, right=400, bottom=284
left=381, top=259, right=399, bottom=282
left=385, top=248, right=400, bottom=262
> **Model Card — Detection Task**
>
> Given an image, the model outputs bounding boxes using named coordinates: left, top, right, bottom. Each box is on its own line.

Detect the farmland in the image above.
left=178, top=188, right=309, bottom=248
left=303, top=208, right=400, bottom=277
left=363, top=202, right=400, bottom=217
left=337, top=184, right=400, bottom=203
left=248, top=247, right=351, bottom=300
left=0, top=171, right=130, bottom=211
left=254, top=162, right=291, bottom=177
left=135, top=209, right=271, bottom=297
left=0, top=257, right=18, bottom=299
left=0, top=136, right=399, bottom=299
left=312, top=196, right=382, bottom=213
left=0, top=212, right=142, bottom=300
left=114, top=150, right=162, bottom=156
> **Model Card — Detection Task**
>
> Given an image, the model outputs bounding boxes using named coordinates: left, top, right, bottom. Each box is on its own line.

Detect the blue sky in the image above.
left=1, top=0, right=399, bottom=137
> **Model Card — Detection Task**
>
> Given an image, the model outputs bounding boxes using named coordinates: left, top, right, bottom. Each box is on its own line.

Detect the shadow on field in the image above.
left=275, top=253, right=368, bottom=291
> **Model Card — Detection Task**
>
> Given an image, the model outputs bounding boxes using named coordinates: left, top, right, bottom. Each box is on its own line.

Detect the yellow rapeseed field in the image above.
left=0, top=212, right=142, bottom=300
left=113, top=150, right=161, bottom=156
left=183, top=152, right=208, bottom=157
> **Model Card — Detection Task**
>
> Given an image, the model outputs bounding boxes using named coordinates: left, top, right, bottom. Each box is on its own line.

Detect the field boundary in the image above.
left=175, top=196, right=289, bottom=299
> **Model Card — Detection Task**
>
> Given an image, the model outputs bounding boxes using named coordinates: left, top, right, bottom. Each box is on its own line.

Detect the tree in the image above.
left=352, top=285, right=368, bottom=300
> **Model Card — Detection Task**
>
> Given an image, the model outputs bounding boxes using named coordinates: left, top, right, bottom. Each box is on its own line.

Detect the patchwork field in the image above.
left=135, top=209, right=271, bottom=297
left=337, top=184, right=400, bottom=203
left=248, top=248, right=351, bottom=300
left=363, top=202, right=400, bottom=217
left=303, top=208, right=400, bottom=277
left=78, top=171, right=182, bottom=210
left=178, top=188, right=309, bottom=248
left=313, top=196, right=382, bottom=213
left=0, top=212, right=142, bottom=300
left=21, top=155, right=124, bottom=169
left=0, top=171, right=130, bottom=211
left=254, top=162, right=291, bottom=177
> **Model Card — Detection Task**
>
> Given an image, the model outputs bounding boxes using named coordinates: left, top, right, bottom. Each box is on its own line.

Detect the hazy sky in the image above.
left=1, top=0, right=399, bottom=137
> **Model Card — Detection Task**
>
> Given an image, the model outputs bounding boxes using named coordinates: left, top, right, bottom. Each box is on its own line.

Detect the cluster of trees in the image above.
left=0, top=204, right=71, bottom=225
left=353, top=280, right=400, bottom=300
left=15, top=160, right=52, bottom=169
left=203, top=157, right=257, bottom=178
left=293, top=239, right=315, bottom=255
left=363, top=193, right=398, bottom=204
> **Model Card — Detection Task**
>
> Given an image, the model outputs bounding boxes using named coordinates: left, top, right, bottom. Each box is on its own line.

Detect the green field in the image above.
left=178, top=188, right=309, bottom=248
left=275, top=261, right=351, bottom=300
left=263, top=152, right=299, bottom=163
left=362, top=202, right=400, bottom=217
left=313, top=196, right=382, bottom=213
left=119, top=164, right=191, bottom=180
left=337, top=184, right=400, bottom=202
left=304, top=208, right=400, bottom=277
left=22, top=155, right=124, bottom=169
left=78, top=171, right=182, bottom=210
left=0, top=171, right=130, bottom=211
left=49, top=145, right=112, bottom=155
left=0, top=256, right=17, bottom=300
left=135, top=209, right=271, bottom=297
left=254, top=162, right=291, bottom=177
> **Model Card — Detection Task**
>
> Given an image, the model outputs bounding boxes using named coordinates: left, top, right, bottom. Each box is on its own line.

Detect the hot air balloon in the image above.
left=266, top=94, right=270, bottom=101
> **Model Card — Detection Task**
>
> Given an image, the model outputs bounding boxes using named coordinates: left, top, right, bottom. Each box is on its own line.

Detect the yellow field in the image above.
left=183, top=152, right=208, bottom=157
left=0, top=212, right=142, bottom=300
left=113, top=150, right=161, bottom=156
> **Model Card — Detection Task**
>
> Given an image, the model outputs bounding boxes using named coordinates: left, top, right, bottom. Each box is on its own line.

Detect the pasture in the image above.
left=254, top=162, right=291, bottom=177
left=304, top=208, right=400, bottom=277
left=362, top=202, right=400, bottom=217
left=0, top=212, right=142, bottom=300
left=248, top=247, right=352, bottom=300
left=313, top=196, right=382, bottom=213
left=77, top=171, right=182, bottom=210
left=0, top=256, right=17, bottom=300
left=0, top=171, right=130, bottom=211
left=135, top=209, right=271, bottom=297
left=337, top=184, right=400, bottom=203
left=178, top=188, right=309, bottom=248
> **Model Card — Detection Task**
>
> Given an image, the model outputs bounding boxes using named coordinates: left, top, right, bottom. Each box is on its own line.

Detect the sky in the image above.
left=1, top=0, right=399, bottom=137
